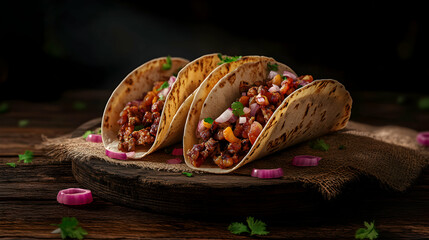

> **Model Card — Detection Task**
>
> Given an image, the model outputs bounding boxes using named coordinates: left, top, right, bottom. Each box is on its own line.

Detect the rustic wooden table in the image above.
left=1, top=89, right=428, bottom=239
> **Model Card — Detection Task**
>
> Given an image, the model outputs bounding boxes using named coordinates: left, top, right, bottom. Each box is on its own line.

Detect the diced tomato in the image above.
left=248, top=121, right=263, bottom=145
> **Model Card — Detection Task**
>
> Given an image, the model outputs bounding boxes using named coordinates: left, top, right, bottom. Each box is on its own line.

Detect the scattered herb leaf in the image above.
left=162, top=55, right=172, bottom=70
left=267, top=62, right=278, bottom=71
left=157, top=81, right=169, bottom=91
left=51, top=217, right=88, bottom=240
left=228, top=222, right=250, bottom=235
left=355, top=221, right=378, bottom=240
left=159, top=95, right=165, bottom=101
left=218, top=53, right=242, bottom=65
left=309, top=138, right=330, bottom=151
left=18, top=119, right=29, bottom=127
left=0, top=102, right=9, bottom=113
left=73, top=101, right=87, bottom=110
left=6, top=162, right=16, bottom=168
left=229, top=217, right=269, bottom=236
left=82, top=130, right=93, bottom=139
left=339, top=145, right=346, bottom=150
left=182, top=172, right=193, bottom=177
left=204, top=117, right=214, bottom=124
left=418, top=97, right=429, bottom=110
left=231, top=101, right=245, bottom=116
left=18, top=150, right=34, bottom=163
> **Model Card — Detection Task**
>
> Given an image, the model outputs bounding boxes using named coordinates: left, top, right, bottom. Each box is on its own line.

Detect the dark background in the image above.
left=1, top=1, right=428, bottom=101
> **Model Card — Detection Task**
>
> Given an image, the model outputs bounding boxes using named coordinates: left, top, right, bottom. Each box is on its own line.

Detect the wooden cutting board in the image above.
left=70, top=119, right=326, bottom=218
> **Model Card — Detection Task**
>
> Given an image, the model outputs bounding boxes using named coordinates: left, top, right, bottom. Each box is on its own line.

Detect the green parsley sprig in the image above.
left=231, top=101, right=244, bottom=116
left=218, top=54, right=242, bottom=65
left=228, top=216, right=269, bottom=236
left=355, top=221, right=378, bottom=240
left=7, top=150, right=34, bottom=167
left=162, top=55, right=172, bottom=70
left=51, top=217, right=88, bottom=240
left=309, top=138, right=330, bottom=151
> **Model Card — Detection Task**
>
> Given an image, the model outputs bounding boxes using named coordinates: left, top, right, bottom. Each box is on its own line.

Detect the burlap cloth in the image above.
left=42, top=119, right=429, bottom=199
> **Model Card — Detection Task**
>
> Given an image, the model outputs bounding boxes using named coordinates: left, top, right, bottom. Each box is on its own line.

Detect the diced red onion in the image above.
left=229, top=114, right=238, bottom=123
left=251, top=168, right=283, bottom=179
left=268, top=84, right=280, bottom=93
left=268, top=70, right=278, bottom=79
left=126, top=151, right=135, bottom=158
left=215, top=108, right=233, bottom=123
left=57, top=188, right=93, bottom=205
left=243, top=107, right=250, bottom=115
left=166, top=158, right=182, bottom=164
left=171, top=148, right=183, bottom=156
left=239, top=116, right=246, bottom=124
left=105, top=149, right=128, bottom=160
left=126, top=100, right=142, bottom=106
left=196, top=120, right=205, bottom=137
left=242, top=92, right=247, bottom=96
left=283, top=71, right=297, bottom=80
left=168, top=76, right=176, bottom=85
left=292, top=155, right=322, bottom=166
left=158, top=87, right=169, bottom=98
left=417, top=132, right=429, bottom=146
left=86, top=134, right=102, bottom=143
left=250, top=103, right=260, bottom=116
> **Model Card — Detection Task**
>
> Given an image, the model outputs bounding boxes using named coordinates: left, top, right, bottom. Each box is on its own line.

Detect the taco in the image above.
left=183, top=60, right=352, bottom=173
left=102, top=53, right=233, bottom=158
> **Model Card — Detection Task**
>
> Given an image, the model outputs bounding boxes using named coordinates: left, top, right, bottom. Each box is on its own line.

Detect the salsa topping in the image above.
left=117, top=76, right=176, bottom=152
left=187, top=67, right=313, bottom=169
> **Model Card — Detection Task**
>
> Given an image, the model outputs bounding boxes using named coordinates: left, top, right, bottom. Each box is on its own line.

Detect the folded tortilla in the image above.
left=183, top=60, right=352, bottom=173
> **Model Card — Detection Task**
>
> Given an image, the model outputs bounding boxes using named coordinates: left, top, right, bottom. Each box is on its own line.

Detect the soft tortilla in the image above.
left=183, top=60, right=352, bottom=173
left=101, top=57, right=189, bottom=158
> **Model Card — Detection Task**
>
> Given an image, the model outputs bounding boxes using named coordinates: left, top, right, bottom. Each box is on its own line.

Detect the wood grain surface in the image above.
left=1, top=89, right=429, bottom=239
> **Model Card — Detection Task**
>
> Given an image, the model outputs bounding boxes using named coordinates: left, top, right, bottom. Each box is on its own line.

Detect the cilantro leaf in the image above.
left=156, top=81, right=169, bottom=91
left=82, top=130, right=93, bottom=139
left=162, top=55, right=172, bottom=70
left=231, top=101, right=244, bottom=116
left=73, top=101, right=87, bottom=110
left=355, top=221, right=378, bottom=240
left=182, top=172, right=193, bottom=177
left=18, top=119, right=29, bottom=127
left=247, top=216, right=269, bottom=236
left=309, top=138, right=330, bottom=151
left=133, top=125, right=145, bottom=132
left=267, top=62, right=278, bottom=71
left=6, top=162, right=16, bottom=168
left=218, top=54, right=242, bottom=65
left=18, top=150, right=33, bottom=164
left=51, top=217, right=88, bottom=240
left=0, top=102, right=10, bottom=113
left=228, top=222, right=250, bottom=235
left=418, top=96, right=429, bottom=110
left=204, top=117, right=214, bottom=124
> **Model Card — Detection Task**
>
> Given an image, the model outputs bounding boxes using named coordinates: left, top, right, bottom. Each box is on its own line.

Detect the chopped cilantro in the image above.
left=228, top=217, right=269, bottom=236
left=51, top=217, right=88, bottom=240
left=157, top=81, right=169, bottom=91
left=18, top=150, right=33, bottom=164
left=159, top=95, right=165, bottom=101
left=134, top=125, right=145, bottom=132
left=309, top=138, right=330, bottom=151
left=6, top=162, right=16, bottom=168
left=0, top=102, right=9, bottom=113
left=204, top=117, right=214, bottom=124
left=182, top=172, right=193, bottom=177
left=267, top=62, right=278, bottom=71
left=162, top=55, right=172, bottom=70
left=18, top=119, right=29, bottom=127
left=355, top=221, right=378, bottom=240
left=231, top=101, right=245, bottom=116
left=73, top=101, right=87, bottom=110
left=218, top=53, right=242, bottom=65
left=82, top=130, right=93, bottom=139
left=418, top=96, right=429, bottom=110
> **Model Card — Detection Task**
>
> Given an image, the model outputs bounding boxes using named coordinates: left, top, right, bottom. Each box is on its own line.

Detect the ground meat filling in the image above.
left=117, top=80, right=166, bottom=152
left=187, top=73, right=313, bottom=169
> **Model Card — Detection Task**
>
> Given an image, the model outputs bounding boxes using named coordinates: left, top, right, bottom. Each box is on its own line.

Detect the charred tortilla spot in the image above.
left=107, top=106, right=112, bottom=112
left=126, top=87, right=131, bottom=93
left=125, top=78, right=133, bottom=85
left=227, top=74, right=236, bottom=85
left=104, top=116, right=109, bottom=122
left=294, top=103, right=300, bottom=110
left=281, top=121, right=286, bottom=130
left=320, top=110, right=327, bottom=122
left=329, top=86, right=337, bottom=95
left=304, top=103, right=310, bottom=117
left=219, top=82, right=226, bottom=88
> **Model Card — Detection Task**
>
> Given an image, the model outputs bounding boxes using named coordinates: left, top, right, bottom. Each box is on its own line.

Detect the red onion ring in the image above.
left=215, top=108, right=233, bottom=123
left=251, top=168, right=283, bottom=179
left=417, top=132, right=429, bottom=146
left=105, top=149, right=127, bottom=160
left=57, top=188, right=93, bottom=205
left=292, top=155, right=321, bottom=166
left=268, top=84, right=280, bottom=93
left=171, top=148, right=183, bottom=156
left=283, top=71, right=297, bottom=80
left=86, top=134, right=102, bottom=143
left=166, top=158, right=182, bottom=164
left=250, top=103, right=260, bottom=116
